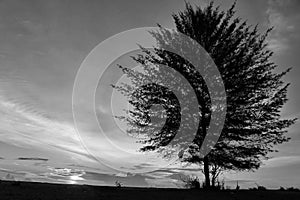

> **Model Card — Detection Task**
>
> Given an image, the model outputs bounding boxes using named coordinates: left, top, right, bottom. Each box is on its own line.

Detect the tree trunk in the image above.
left=212, top=177, right=215, bottom=187
left=204, top=156, right=210, bottom=188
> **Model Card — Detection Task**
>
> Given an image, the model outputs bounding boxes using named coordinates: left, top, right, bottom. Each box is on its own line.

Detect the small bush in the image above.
left=115, top=180, right=122, bottom=188
left=181, top=176, right=201, bottom=189
left=257, top=186, right=267, bottom=191
left=279, top=186, right=285, bottom=191
left=287, top=187, right=300, bottom=192
left=249, top=185, right=267, bottom=191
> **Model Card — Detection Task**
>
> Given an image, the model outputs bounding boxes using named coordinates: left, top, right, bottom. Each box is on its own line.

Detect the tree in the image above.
left=113, top=1, right=297, bottom=188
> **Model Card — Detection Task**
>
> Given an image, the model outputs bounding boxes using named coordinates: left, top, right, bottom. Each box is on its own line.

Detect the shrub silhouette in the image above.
left=115, top=180, right=122, bottom=188
left=180, top=176, right=201, bottom=189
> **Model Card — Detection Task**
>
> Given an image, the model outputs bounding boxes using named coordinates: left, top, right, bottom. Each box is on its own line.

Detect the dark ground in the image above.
left=0, top=180, right=300, bottom=200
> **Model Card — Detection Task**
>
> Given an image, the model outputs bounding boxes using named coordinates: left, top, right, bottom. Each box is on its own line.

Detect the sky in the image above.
left=0, top=0, right=300, bottom=189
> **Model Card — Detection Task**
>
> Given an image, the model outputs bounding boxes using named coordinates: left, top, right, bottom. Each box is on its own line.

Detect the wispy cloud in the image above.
left=0, top=82, right=176, bottom=175
left=0, top=90, right=93, bottom=162
left=262, top=155, right=300, bottom=168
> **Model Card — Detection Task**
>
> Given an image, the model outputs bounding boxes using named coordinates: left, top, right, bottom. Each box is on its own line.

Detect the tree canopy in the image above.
left=113, top=1, right=297, bottom=187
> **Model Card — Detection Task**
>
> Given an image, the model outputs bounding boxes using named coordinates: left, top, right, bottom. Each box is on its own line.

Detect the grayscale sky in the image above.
left=0, top=0, right=299, bottom=188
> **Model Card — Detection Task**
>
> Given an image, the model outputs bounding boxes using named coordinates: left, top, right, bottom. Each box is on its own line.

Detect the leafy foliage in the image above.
left=180, top=175, right=201, bottom=189
left=114, top=1, right=297, bottom=187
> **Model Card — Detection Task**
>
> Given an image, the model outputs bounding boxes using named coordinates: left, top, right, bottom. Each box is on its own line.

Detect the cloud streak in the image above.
left=0, top=89, right=94, bottom=162
left=17, top=157, right=49, bottom=161
left=262, top=155, right=300, bottom=168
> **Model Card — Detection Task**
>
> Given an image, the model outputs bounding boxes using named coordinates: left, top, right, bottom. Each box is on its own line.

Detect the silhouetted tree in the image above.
left=113, top=1, right=296, bottom=188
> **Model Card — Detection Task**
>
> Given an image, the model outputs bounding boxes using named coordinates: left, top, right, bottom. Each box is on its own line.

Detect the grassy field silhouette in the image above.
left=0, top=180, right=300, bottom=200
